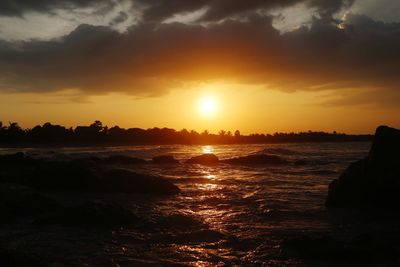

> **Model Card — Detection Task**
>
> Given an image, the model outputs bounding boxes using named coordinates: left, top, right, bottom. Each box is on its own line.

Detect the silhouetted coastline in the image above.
left=0, top=121, right=373, bottom=146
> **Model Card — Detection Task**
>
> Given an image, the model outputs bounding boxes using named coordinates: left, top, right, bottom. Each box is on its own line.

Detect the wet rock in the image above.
left=28, top=160, right=100, bottom=192
left=223, top=154, right=285, bottom=165
left=98, top=169, right=180, bottom=195
left=35, top=201, right=138, bottom=227
left=103, top=155, right=147, bottom=165
left=326, top=125, right=400, bottom=207
left=186, top=154, right=219, bottom=165
left=0, top=182, right=59, bottom=221
left=0, top=156, right=180, bottom=195
left=152, top=155, right=179, bottom=164
left=280, top=234, right=398, bottom=263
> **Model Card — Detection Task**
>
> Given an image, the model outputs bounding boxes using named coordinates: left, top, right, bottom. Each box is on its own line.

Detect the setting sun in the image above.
left=199, top=97, right=218, bottom=116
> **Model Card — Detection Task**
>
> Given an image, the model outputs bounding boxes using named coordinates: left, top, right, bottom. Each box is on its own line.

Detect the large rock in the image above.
left=0, top=182, right=59, bottom=221
left=186, top=154, right=219, bottom=165
left=223, top=154, right=286, bottom=165
left=0, top=156, right=180, bottom=195
left=28, top=160, right=100, bottom=192
left=35, top=201, right=138, bottom=227
left=326, top=126, right=400, bottom=207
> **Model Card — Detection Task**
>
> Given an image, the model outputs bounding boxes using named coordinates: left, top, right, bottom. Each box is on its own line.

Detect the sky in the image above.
left=0, top=0, right=399, bottom=134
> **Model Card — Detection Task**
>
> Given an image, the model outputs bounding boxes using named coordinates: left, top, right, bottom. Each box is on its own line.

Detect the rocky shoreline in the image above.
left=1, top=127, right=400, bottom=266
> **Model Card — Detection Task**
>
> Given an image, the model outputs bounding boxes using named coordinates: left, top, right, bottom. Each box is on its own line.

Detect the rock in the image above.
left=28, top=161, right=100, bottom=192
left=326, top=125, right=400, bottom=207
left=152, top=155, right=179, bottom=164
left=97, top=169, right=180, bottom=195
left=368, top=126, right=400, bottom=165
left=0, top=155, right=179, bottom=196
left=35, top=201, right=138, bottom=227
left=103, top=155, right=147, bottom=165
left=0, top=182, right=59, bottom=221
left=223, top=154, right=285, bottom=165
left=186, top=154, right=219, bottom=165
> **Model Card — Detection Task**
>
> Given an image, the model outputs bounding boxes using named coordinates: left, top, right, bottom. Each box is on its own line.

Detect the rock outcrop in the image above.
left=326, top=126, right=400, bottom=207
left=0, top=154, right=180, bottom=195
left=0, top=182, right=59, bottom=221
left=35, top=201, right=138, bottom=227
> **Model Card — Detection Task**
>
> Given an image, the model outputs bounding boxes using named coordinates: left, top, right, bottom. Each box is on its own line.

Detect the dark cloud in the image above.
left=0, top=0, right=113, bottom=16
left=136, top=0, right=354, bottom=22
left=0, top=12, right=399, bottom=105
left=135, top=0, right=209, bottom=22
left=109, top=11, right=129, bottom=26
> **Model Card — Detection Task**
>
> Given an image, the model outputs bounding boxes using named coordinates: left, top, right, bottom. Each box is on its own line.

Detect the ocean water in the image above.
left=0, top=142, right=374, bottom=266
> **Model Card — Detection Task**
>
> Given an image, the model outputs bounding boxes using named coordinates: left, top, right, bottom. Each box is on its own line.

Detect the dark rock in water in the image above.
left=186, top=154, right=219, bottom=165
left=0, top=155, right=179, bottom=195
left=35, top=201, right=138, bottom=227
left=28, top=160, right=100, bottom=192
left=281, top=234, right=398, bottom=263
left=103, top=155, right=147, bottom=165
left=0, top=182, right=59, bottom=221
left=152, top=155, right=179, bottom=164
left=97, top=169, right=180, bottom=195
left=326, top=125, right=400, bottom=207
left=223, top=154, right=285, bottom=165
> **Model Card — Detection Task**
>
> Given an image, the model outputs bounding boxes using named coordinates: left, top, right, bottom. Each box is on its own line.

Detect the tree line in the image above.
left=0, top=121, right=373, bottom=145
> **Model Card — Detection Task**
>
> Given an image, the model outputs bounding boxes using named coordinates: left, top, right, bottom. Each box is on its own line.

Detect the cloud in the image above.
left=0, top=0, right=353, bottom=22
left=136, top=0, right=354, bottom=23
left=0, top=0, right=114, bottom=16
left=0, top=1, right=398, bottom=106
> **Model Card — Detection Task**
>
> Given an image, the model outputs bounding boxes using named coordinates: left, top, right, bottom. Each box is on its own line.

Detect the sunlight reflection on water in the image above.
left=201, top=145, right=214, bottom=154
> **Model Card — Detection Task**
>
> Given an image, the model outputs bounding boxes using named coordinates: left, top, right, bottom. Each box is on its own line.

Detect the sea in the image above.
left=1, top=142, right=381, bottom=266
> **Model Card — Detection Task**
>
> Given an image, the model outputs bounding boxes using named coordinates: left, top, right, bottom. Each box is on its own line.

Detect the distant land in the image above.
left=0, top=121, right=373, bottom=146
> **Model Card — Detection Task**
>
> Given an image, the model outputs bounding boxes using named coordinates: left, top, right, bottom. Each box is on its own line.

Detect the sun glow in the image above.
left=199, top=96, right=218, bottom=116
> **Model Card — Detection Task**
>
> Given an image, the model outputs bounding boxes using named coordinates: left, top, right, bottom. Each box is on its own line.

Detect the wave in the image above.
left=254, top=148, right=299, bottom=156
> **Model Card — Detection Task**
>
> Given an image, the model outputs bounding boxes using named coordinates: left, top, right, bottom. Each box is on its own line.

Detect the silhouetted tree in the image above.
left=0, top=121, right=373, bottom=145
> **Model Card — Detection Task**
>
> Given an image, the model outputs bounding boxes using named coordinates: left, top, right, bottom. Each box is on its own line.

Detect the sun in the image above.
left=199, top=96, right=218, bottom=116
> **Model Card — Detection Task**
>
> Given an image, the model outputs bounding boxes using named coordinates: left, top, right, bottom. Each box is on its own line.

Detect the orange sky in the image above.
left=0, top=0, right=399, bottom=134
left=1, top=83, right=399, bottom=134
